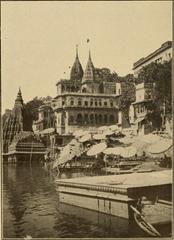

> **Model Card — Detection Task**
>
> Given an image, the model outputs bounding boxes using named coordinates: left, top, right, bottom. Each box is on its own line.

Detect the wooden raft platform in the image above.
left=55, top=170, right=172, bottom=221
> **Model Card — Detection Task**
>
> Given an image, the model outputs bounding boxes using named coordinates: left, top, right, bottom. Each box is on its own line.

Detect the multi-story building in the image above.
left=32, top=104, right=55, bottom=133
left=130, top=40, right=172, bottom=135
left=52, top=48, right=121, bottom=135
left=33, top=47, right=121, bottom=137
left=133, top=41, right=172, bottom=77
left=129, top=82, right=154, bottom=135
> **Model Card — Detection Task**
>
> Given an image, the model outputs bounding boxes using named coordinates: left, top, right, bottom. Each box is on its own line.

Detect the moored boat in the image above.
left=131, top=199, right=172, bottom=237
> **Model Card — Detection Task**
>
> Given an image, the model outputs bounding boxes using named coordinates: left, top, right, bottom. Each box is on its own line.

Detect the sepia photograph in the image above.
left=1, top=1, right=173, bottom=238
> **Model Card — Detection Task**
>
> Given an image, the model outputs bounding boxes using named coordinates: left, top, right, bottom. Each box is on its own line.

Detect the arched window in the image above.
left=90, top=114, right=94, bottom=124
left=61, top=85, right=65, bottom=92
left=82, top=88, right=87, bottom=93
left=95, top=114, right=98, bottom=123
left=84, top=114, right=89, bottom=124
left=104, top=101, right=107, bottom=106
left=90, top=99, right=94, bottom=106
left=77, top=113, right=83, bottom=123
left=71, top=86, right=75, bottom=92
left=104, top=114, right=107, bottom=123
left=109, top=114, right=115, bottom=123
left=76, top=86, right=79, bottom=92
left=70, top=100, right=74, bottom=106
left=85, top=101, right=88, bottom=106
left=99, top=83, right=104, bottom=93
left=98, top=114, right=102, bottom=123
left=67, top=86, right=70, bottom=92
left=69, top=115, right=74, bottom=123
left=110, top=101, right=113, bottom=107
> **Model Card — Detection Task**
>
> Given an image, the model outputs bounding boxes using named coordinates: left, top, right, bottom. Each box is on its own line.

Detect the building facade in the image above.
left=32, top=104, right=55, bottom=133
left=52, top=48, right=121, bottom=135
left=133, top=41, right=172, bottom=77
left=129, top=82, right=154, bottom=135
left=33, top=47, right=121, bottom=136
left=130, top=41, right=172, bottom=135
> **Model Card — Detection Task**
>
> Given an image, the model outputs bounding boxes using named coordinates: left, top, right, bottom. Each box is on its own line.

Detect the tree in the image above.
left=118, top=74, right=136, bottom=120
left=137, top=60, right=172, bottom=113
left=23, top=97, right=44, bottom=131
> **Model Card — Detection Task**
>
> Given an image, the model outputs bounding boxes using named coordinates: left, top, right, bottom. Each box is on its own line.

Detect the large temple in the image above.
left=3, top=88, right=24, bottom=153
left=33, top=47, right=121, bottom=136
left=3, top=89, right=46, bottom=162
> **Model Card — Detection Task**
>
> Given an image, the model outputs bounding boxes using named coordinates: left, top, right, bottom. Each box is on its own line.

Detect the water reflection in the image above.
left=3, top=163, right=168, bottom=238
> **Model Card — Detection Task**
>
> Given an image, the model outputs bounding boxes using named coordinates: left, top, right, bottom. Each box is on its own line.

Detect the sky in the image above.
left=1, top=1, right=172, bottom=112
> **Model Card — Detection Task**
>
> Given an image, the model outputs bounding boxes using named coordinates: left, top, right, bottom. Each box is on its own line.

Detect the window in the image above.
left=67, top=86, right=70, bottom=92
left=78, top=101, right=82, bottom=106
left=104, top=101, right=107, bottom=106
left=104, top=115, right=107, bottom=123
left=84, top=114, right=89, bottom=123
left=62, top=101, right=65, bottom=106
left=82, top=88, right=87, bottom=93
left=77, top=113, right=83, bottom=123
left=85, top=101, right=88, bottom=106
left=71, top=86, right=75, bottom=92
left=109, top=115, right=115, bottom=123
left=99, top=114, right=102, bottom=123
left=90, top=101, right=93, bottom=106
left=95, top=101, right=98, bottom=106
left=110, top=102, right=113, bottom=107
left=61, top=85, right=65, bottom=92
left=95, top=114, right=98, bottom=123
left=90, top=114, right=94, bottom=123
left=69, top=115, right=74, bottom=123
left=70, top=100, right=74, bottom=106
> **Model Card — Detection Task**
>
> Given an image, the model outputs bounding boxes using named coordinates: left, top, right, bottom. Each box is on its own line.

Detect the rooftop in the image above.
left=56, top=170, right=171, bottom=190
left=133, top=41, right=172, bottom=70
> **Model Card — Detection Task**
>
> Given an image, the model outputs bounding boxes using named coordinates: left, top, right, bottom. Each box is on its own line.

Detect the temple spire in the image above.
left=15, top=87, right=23, bottom=106
left=82, top=50, right=95, bottom=83
left=70, top=45, right=84, bottom=81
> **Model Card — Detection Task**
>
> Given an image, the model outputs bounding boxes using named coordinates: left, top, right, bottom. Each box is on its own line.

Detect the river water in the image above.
left=3, top=163, right=171, bottom=238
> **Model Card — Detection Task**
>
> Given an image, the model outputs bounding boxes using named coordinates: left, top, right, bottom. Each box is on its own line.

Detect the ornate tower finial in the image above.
left=76, top=44, right=79, bottom=59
